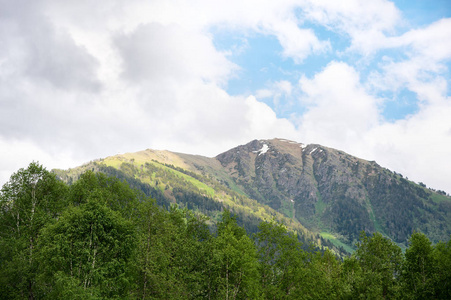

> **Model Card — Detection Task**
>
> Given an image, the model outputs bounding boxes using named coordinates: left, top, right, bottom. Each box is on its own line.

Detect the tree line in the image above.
left=1, top=163, right=450, bottom=299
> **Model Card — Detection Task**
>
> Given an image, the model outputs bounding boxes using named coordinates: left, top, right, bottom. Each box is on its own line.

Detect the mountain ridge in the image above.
left=54, top=138, right=451, bottom=252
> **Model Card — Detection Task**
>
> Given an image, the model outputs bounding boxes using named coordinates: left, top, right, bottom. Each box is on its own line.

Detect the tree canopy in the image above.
left=0, top=163, right=450, bottom=299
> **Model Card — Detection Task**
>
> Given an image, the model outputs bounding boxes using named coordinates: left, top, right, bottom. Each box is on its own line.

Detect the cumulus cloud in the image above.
left=266, top=18, right=331, bottom=63
left=396, top=18, right=451, bottom=60
left=366, top=100, right=451, bottom=191
left=297, top=62, right=381, bottom=146
left=1, top=0, right=308, bottom=184
left=0, top=0, right=101, bottom=91
left=244, top=95, right=299, bottom=140
left=302, top=0, right=401, bottom=54
left=370, top=18, right=451, bottom=105
left=294, top=59, right=451, bottom=191
left=114, top=23, right=237, bottom=86
left=256, top=80, right=294, bottom=112
left=0, top=0, right=450, bottom=194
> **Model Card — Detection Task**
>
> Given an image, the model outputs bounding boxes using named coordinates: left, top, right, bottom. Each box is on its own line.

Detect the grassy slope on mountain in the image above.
left=54, top=138, right=451, bottom=252
left=54, top=152, right=342, bottom=255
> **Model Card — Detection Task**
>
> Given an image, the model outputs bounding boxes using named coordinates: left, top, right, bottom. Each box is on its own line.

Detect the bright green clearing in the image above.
left=320, top=232, right=355, bottom=254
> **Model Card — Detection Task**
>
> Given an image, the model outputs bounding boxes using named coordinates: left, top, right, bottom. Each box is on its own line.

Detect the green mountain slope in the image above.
left=212, top=139, right=451, bottom=247
left=54, top=149, right=338, bottom=255
left=54, top=138, right=451, bottom=252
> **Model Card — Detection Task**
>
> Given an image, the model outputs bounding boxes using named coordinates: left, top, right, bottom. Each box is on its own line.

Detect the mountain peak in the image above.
left=55, top=138, right=451, bottom=251
left=213, top=138, right=450, bottom=245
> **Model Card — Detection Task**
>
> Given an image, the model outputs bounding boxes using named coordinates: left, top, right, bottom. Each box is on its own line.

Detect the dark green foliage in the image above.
left=345, top=232, right=403, bottom=299
left=208, top=210, right=260, bottom=299
left=1, top=163, right=451, bottom=299
left=400, top=232, right=451, bottom=299
left=401, top=232, right=435, bottom=299
left=133, top=203, right=212, bottom=299
left=0, top=162, right=68, bottom=299
left=38, top=198, right=136, bottom=299
left=255, top=221, right=347, bottom=299
left=432, top=238, right=451, bottom=299
left=172, top=187, right=222, bottom=213
left=68, top=170, right=142, bottom=220
left=333, top=197, right=374, bottom=242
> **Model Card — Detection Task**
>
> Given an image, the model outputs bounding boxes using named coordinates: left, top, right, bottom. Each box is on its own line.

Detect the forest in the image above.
left=1, top=163, right=450, bottom=299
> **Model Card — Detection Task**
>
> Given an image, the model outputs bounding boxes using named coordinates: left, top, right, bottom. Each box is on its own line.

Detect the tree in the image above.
left=255, top=220, right=307, bottom=299
left=209, top=210, right=260, bottom=299
left=401, top=232, right=435, bottom=299
left=0, top=162, right=68, bottom=299
left=432, top=237, right=451, bottom=299
left=255, top=220, right=342, bottom=299
left=133, top=203, right=212, bottom=299
left=351, top=232, right=403, bottom=299
left=307, top=249, right=344, bottom=299
left=68, top=171, right=141, bottom=220
left=38, top=195, right=136, bottom=299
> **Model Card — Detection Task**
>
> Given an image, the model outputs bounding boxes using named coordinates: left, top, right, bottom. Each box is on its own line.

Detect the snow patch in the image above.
left=309, top=147, right=317, bottom=155
left=253, top=144, right=269, bottom=156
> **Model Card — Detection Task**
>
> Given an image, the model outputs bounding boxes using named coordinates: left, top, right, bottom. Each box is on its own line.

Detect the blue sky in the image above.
left=397, top=0, right=451, bottom=26
left=213, top=0, right=451, bottom=121
left=1, top=0, right=451, bottom=193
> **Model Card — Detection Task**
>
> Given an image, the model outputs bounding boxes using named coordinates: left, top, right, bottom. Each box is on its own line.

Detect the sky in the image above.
left=1, top=0, right=451, bottom=193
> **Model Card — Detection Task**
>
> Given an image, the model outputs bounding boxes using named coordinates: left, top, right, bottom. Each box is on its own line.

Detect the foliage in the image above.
left=401, top=232, right=435, bottom=299
left=1, top=163, right=451, bottom=299
left=349, top=232, right=403, bottom=299
left=255, top=220, right=307, bottom=298
left=209, top=210, right=260, bottom=299
left=0, top=162, right=68, bottom=299
left=38, top=198, right=136, bottom=298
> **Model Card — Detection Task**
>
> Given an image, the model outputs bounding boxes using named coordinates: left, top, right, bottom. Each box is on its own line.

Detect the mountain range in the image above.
left=54, top=138, right=451, bottom=254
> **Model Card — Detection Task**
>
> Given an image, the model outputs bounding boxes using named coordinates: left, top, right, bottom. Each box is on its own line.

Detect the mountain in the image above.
left=213, top=139, right=451, bottom=246
left=54, top=138, right=451, bottom=253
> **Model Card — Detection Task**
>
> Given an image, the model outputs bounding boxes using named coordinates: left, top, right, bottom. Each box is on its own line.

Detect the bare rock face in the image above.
left=215, top=138, right=451, bottom=245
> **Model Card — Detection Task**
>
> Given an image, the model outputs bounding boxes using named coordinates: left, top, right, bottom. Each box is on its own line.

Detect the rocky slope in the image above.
left=54, top=138, right=451, bottom=251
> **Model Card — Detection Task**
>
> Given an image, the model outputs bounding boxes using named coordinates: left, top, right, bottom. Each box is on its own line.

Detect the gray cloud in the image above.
left=0, top=1, right=101, bottom=92
left=0, top=0, right=103, bottom=151
left=114, top=23, right=236, bottom=85
left=0, top=0, right=450, bottom=195
left=25, top=26, right=101, bottom=92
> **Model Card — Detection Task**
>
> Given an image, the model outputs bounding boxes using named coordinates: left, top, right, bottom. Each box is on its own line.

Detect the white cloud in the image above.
left=302, top=0, right=401, bottom=54
left=0, top=137, right=81, bottom=183
left=366, top=100, right=451, bottom=191
left=297, top=62, right=381, bottom=147
left=370, top=18, right=451, bottom=106
left=0, top=0, right=305, bottom=188
left=114, top=23, right=237, bottom=86
left=294, top=60, right=451, bottom=192
left=244, top=95, right=299, bottom=140
left=266, top=18, right=331, bottom=63
left=395, top=18, right=451, bottom=61
left=0, top=0, right=101, bottom=92
left=1, top=0, right=450, bottom=195
left=256, top=80, right=294, bottom=112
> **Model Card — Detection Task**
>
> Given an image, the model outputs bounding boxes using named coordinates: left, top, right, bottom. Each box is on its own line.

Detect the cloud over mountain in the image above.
left=0, top=0, right=450, bottom=192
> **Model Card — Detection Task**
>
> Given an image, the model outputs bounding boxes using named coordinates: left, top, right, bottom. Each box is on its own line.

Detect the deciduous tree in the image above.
left=0, top=162, right=67, bottom=299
